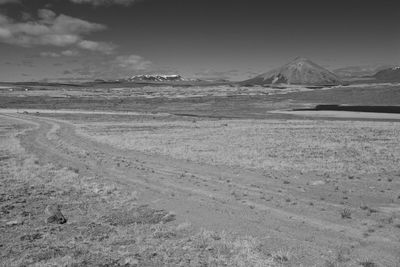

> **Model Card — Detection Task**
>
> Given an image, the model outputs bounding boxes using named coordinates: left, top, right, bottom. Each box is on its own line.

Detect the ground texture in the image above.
left=0, top=115, right=284, bottom=267
left=1, top=111, right=399, bottom=266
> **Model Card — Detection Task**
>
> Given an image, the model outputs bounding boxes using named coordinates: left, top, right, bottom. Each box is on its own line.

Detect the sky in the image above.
left=0, top=0, right=399, bottom=82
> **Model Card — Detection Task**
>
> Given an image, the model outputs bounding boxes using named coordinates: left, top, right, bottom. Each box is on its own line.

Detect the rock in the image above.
left=6, top=218, right=24, bottom=226
left=45, top=204, right=67, bottom=224
left=119, top=257, right=139, bottom=266
left=311, top=180, right=325, bottom=186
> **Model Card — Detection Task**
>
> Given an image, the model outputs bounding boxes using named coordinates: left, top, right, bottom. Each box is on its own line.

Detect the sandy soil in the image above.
left=1, top=111, right=399, bottom=266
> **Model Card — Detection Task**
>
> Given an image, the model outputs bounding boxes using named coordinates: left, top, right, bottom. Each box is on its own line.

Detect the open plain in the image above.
left=0, top=0, right=399, bottom=265
left=1, top=84, right=400, bottom=266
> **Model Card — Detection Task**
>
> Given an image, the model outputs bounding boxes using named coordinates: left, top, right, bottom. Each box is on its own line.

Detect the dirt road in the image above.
left=2, top=112, right=399, bottom=265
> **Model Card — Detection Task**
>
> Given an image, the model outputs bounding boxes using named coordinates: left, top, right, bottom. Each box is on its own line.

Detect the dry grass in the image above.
left=0, top=118, right=283, bottom=267
left=0, top=84, right=314, bottom=100
left=340, top=208, right=352, bottom=219
left=78, top=119, right=400, bottom=174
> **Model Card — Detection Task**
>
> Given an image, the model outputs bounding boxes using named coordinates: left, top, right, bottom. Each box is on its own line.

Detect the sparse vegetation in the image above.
left=1, top=89, right=400, bottom=266
left=358, top=260, right=378, bottom=267
left=335, top=246, right=351, bottom=263
left=78, top=119, right=400, bottom=175
left=0, top=119, right=281, bottom=267
left=340, top=208, right=352, bottom=219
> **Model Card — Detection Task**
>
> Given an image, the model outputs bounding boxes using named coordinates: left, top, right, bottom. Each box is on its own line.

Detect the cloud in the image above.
left=40, top=49, right=81, bottom=57
left=0, top=9, right=115, bottom=54
left=40, top=51, right=60, bottom=57
left=61, top=49, right=80, bottom=56
left=69, top=0, right=139, bottom=6
left=195, top=69, right=240, bottom=80
left=64, top=54, right=153, bottom=79
left=63, top=70, right=73, bottom=75
left=20, top=12, right=33, bottom=21
left=113, top=54, right=152, bottom=72
left=78, top=40, right=116, bottom=54
left=20, top=59, right=34, bottom=67
left=37, top=8, right=57, bottom=21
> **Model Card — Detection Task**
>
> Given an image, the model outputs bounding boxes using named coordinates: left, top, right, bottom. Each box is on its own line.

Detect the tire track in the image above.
left=2, top=112, right=399, bottom=264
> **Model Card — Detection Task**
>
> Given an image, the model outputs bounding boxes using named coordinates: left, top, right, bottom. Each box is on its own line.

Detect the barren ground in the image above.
left=1, top=85, right=400, bottom=266
left=0, top=114, right=284, bottom=267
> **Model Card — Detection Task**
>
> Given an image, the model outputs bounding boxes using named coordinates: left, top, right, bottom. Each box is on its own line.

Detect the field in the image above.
left=1, top=84, right=400, bottom=266
left=78, top=119, right=400, bottom=174
left=1, top=117, right=279, bottom=267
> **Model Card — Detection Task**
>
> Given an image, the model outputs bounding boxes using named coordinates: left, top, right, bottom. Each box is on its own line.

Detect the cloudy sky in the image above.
left=0, top=0, right=399, bottom=81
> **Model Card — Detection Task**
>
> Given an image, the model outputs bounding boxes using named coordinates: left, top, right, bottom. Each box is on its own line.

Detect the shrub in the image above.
left=340, top=208, right=351, bottom=219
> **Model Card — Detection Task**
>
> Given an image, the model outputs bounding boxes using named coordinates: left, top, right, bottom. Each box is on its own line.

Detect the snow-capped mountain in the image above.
left=242, top=57, right=341, bottom=86
left=128, top=74, right=184, bottom=82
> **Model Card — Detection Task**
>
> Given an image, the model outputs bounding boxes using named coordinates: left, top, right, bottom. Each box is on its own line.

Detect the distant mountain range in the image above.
left=333, top=65, right=392, bottom=78
left=83, top=59, right=400, bottom=86
left=372, top=67, right=400, bottom=82
left=127, top=74, right=185, bottom=82
left=89, top=74, right=231, bottom=87
left=241, top=57, right=342, bottom=86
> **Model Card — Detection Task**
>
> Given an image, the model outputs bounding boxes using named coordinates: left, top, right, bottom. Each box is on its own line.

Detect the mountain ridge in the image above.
left=128, top=74, right=185, bottom=82
left=372, top=67, right=400, bottom=82
left=242, top=57, right=342, bottom=86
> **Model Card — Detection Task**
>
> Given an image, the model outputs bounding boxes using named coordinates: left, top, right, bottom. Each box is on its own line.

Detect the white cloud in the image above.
left=61, top=49, right=80, bottom=56
left=40, top=50, right=80, bottom=58
left=0, top=9, right=115, bottom=54
left=40, top=51, right=60, bottom=57
left=20, top=12, right=33, bottom=21
left=69, top=0, right=139, bottom=6
left=65, top=54, right=153, bottom=79
left=78, top=40, right=116, bottom=54
left=195, top=69, right=239, bottom=80
left=41, top=49, right=81, bottom=57
left=37, top=8, right=56, bottom=21
left=113, top=54, right=152, bottom=71
left=0, top=27, right=11, bottom=38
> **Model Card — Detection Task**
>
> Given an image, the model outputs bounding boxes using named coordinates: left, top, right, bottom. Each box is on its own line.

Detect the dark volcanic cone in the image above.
left=242, top=57, right=342, bottom=86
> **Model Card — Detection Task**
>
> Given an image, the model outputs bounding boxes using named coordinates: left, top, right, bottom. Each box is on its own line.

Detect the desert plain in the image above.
left=0, top=83, right=400, bottom=266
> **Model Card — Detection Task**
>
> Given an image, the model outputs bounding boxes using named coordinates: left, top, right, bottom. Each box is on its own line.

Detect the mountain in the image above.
left=372, top=67, right=400, bottom=82
left=333, top=65, right=392, bottom=78
left=128, top=74, right=184, bottom=82
left=242, top=57, right=341, bottom=86
left=87, top=74, right=233, bottom=87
